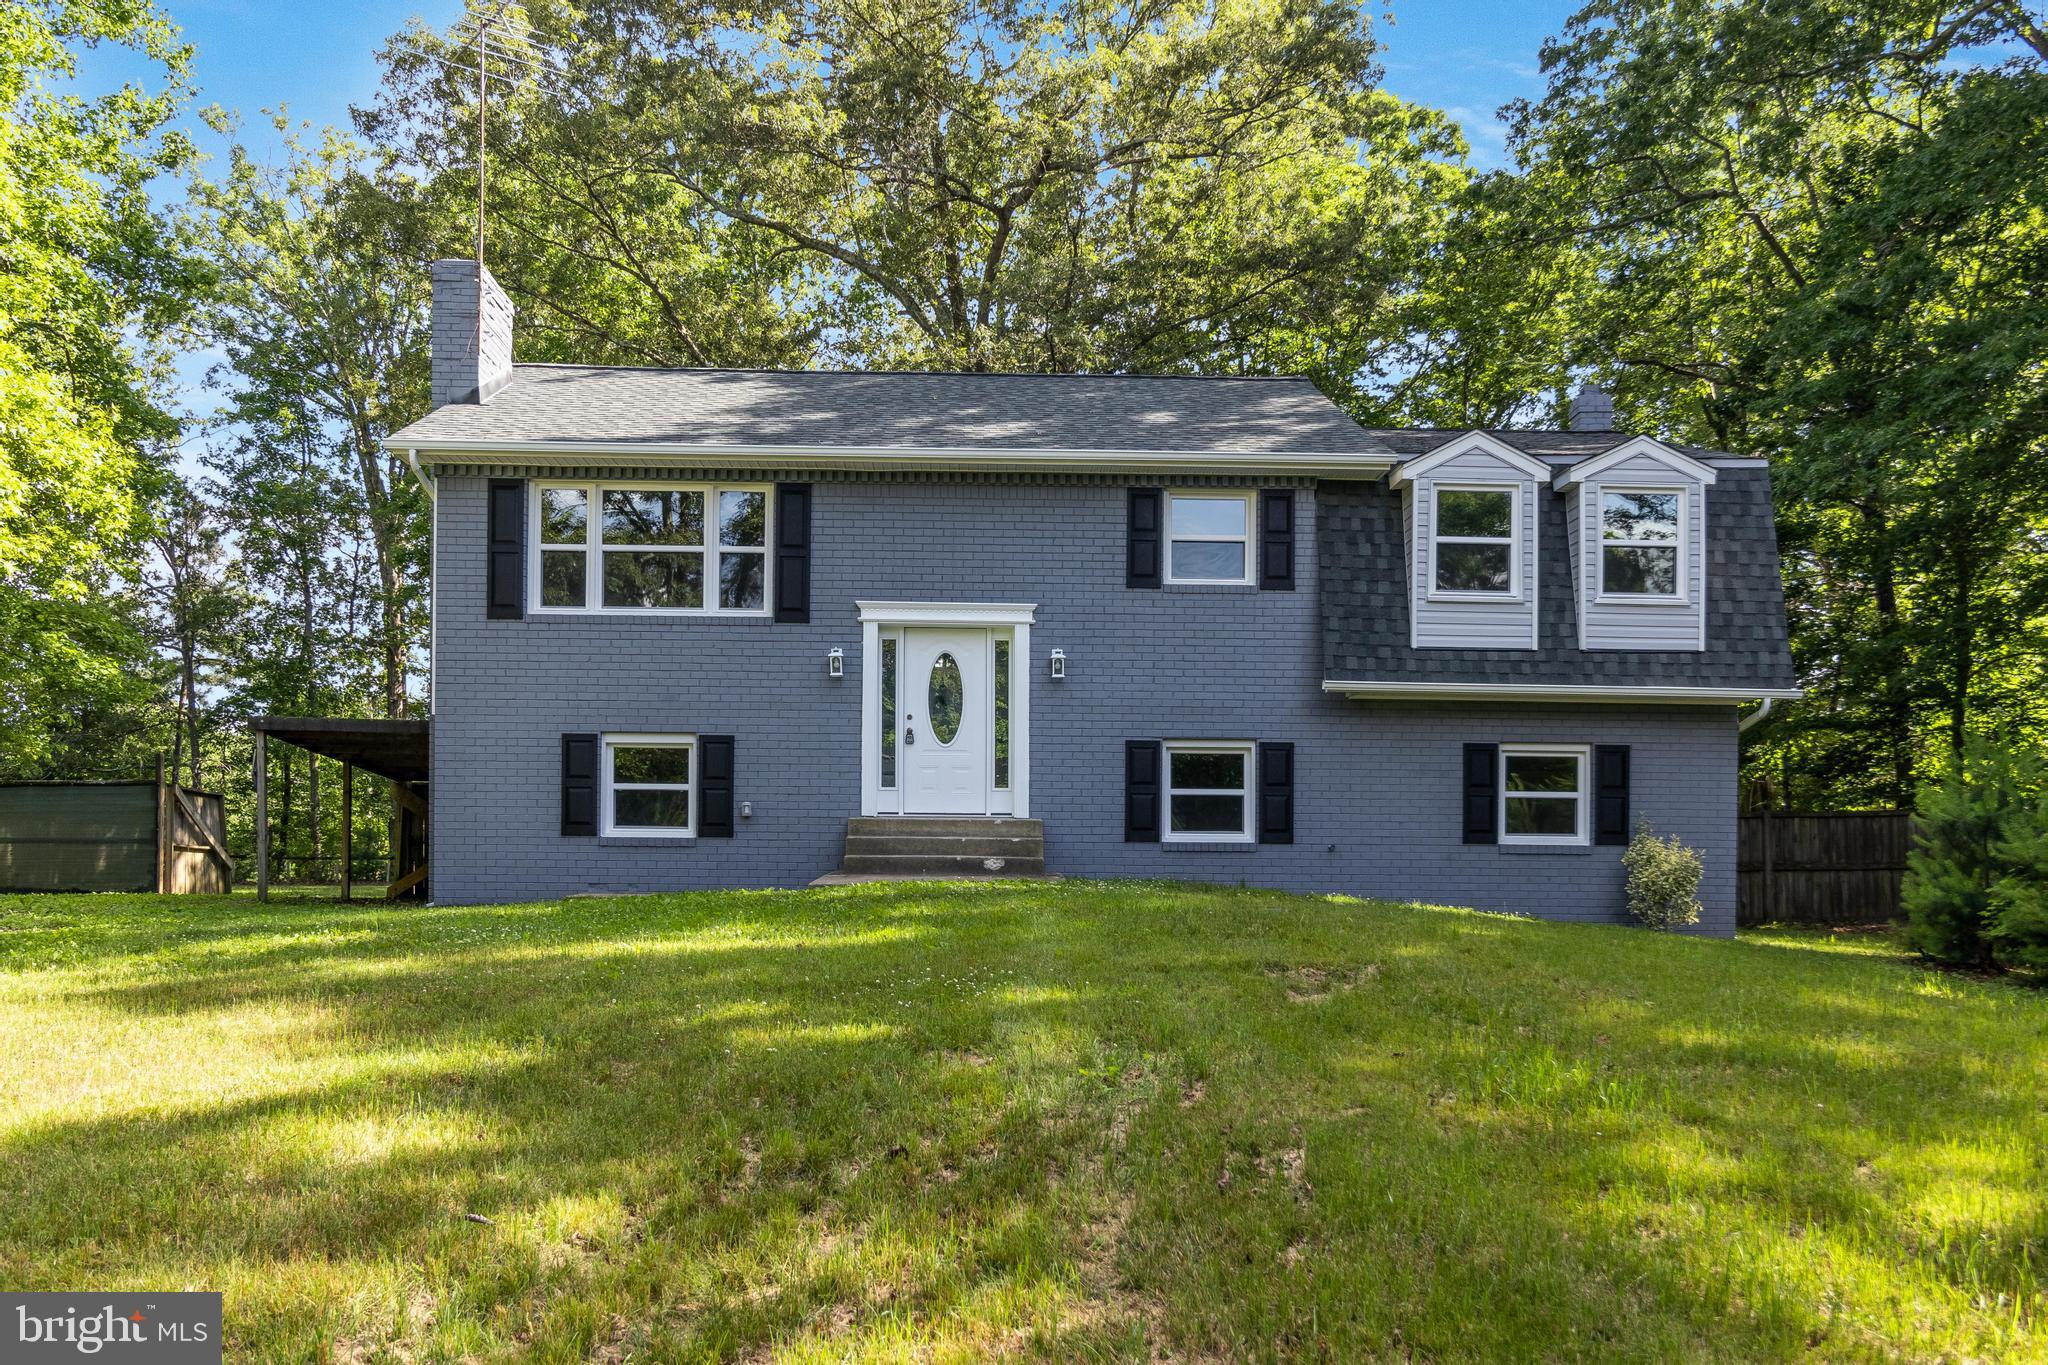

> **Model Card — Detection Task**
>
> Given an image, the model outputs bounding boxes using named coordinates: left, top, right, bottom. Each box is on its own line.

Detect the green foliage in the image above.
left=1987, top=790, right=2048, bottom=972
left=359, top=0, right=1468, bottom=379
left=1903, top=736, right=2048, bottom=967
left=0, top=0, right=201, bottom=773
left=184, top=121, right=433, bottom=721
left=1621, top=821, right=1704, bottom=930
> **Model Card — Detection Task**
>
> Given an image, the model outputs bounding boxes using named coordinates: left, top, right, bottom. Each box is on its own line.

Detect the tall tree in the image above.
left=358, top=0, right=1467, bottom=376
left=138, top=480, right=245, bottom=789
left=186, top=123, right=432, bottom=717
left=0, top=0, right=202, bottom=773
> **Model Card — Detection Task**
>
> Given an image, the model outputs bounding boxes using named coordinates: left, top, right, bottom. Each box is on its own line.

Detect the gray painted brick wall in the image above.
left=431, top=473, right=1740, bottom=933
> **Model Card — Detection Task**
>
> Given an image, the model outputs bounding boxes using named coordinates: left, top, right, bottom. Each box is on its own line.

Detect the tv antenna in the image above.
left=410, top=2, right=575, bottom=266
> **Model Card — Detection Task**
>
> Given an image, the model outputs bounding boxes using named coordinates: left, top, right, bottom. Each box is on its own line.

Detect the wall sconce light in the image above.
left=1050, top=648, right=1067, bottom=680
left=827, top=647, right=844, bottom=679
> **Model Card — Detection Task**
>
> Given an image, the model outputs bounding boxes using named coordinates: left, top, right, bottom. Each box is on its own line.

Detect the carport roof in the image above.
left=251, top=717, right=429, bottom=784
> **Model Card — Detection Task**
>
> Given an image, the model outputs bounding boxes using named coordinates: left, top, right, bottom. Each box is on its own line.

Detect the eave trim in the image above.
left=1321, top=680, right=1804, bottom=704
left=390, top=437, right=1397, bottom=478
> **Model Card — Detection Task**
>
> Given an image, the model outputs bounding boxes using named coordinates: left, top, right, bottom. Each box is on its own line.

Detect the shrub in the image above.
left=1903, top=737, right=2044, bottom=968
left=1622, top=822, right=1703, bottom=930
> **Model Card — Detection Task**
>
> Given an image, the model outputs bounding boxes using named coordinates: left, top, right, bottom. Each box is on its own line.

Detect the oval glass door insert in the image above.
left=927, top=653, right=963, bottom=745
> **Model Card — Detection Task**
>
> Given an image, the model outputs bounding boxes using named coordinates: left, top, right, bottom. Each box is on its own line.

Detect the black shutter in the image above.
left=1258, top=742, right=1295, bottom=844
left=1463, top=743, right=1498, bottom=845
left=774, top=483, right=811, bottom=623
left=487, top=479, right=525, bottom=619
left=561, top=734, right=598, bottom=836
left=1127, top=488, right=1163, bottom=589
left=1125, top=740, right=1161, bottom=841
left=699, top=735, right=735, bottom=837
left=1258, top=489, right=1295, bottom=590
left=1594, top=744, right=1631, bottom=846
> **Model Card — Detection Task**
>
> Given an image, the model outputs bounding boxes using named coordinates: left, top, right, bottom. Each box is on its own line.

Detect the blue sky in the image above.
left=80, top=0, right=1582, bottom=448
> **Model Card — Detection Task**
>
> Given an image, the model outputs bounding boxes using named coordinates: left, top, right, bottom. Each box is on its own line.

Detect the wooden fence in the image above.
left=1738, top=809, right=1912, bottom=927
left=0, top=779, right=232, bottom=894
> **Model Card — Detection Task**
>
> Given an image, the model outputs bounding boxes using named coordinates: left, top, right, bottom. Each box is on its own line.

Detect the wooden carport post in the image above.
left=340, top=761, right=353, bottom=902
left=254, top=727, right=269, bottom=902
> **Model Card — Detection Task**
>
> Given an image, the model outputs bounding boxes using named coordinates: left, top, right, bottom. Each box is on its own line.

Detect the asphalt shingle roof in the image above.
left=388, top=365, right=1395, bottom=456
left=1319, top=466, right=1798, bottom=690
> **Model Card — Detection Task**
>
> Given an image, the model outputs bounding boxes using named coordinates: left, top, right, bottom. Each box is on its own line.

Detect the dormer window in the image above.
left=1556, top=436, right=1717, bottom=652
left=1432, top=487, right=1517, bottom=596
left=1391, top=433, right=1549, bottom=651
left=1600, top=489, right=1683, bottom=598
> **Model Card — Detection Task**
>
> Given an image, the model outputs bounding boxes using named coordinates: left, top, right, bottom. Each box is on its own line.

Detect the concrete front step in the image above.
left=840, top=853, right=1048, bottom=876
left=846, top=816, right=1043, bottom=839
left=835, top=816, right=1048, bottom=880
left=844, top=834, right=1043, bottom=859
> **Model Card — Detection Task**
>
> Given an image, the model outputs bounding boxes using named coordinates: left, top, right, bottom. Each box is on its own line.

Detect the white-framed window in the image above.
left=602, top=734, right=695, bottom=836
left=532, top=481, right=770, bottom=614
left=1599, top=487, right=1684, bottom=599
left=1500, top=744, right=1588, bottom=845
left=1430, top=484, right=1518, bottom=597
left=1166, top=491, right=1254, bottom=585
left=1163, top=740, right=1255, bottom=842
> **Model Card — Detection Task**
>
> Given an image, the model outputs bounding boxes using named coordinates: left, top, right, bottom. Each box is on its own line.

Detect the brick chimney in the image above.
left=430, top=259, right=514, bottom=408
left=1569, top=382, right=1615, bottom=433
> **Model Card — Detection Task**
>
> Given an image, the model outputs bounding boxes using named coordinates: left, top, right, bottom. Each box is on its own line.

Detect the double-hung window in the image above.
left=603, top=735, right=694, bottom=836
left=534, top=482, right=769, bottom=613
left=1166, top=492, right=1253, bottom=585
left=1163, top=740, right=1254, bottom=841
left=1600, top=489, right=1683, bottom=598
left=1431, top=486, right=1517, bottom=596
left=1500, top=744, right=1588, bottom=845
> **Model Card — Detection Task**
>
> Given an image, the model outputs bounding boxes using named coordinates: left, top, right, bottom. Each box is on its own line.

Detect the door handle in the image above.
left=906, top=727, right=917, bottom=745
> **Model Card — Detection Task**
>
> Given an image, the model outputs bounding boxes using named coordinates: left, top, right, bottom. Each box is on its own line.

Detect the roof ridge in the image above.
left=508, top=362, right=1317, bottom=384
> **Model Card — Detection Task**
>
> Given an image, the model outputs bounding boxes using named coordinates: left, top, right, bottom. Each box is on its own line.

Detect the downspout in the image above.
left=399, top=447, right=438, bottom=720
left=401, top=446, right=434, bottom=502
left=1738, top=696, right=1775, bottom=734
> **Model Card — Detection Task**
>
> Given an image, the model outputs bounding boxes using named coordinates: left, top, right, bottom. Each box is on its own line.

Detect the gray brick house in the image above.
left=387, top=261, right=1799, bottom=933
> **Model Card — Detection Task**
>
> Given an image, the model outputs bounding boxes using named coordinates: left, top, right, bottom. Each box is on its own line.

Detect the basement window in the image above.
left=603, top=735, right=695, bottom=837
left=1163, top=741, right=1254, bottom=842
left=1500, top=744, right=1588, bottom=846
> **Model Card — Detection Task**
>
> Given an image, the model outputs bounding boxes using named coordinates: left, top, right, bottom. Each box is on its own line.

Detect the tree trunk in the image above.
left=1861, top=505, right=1913, bottom=803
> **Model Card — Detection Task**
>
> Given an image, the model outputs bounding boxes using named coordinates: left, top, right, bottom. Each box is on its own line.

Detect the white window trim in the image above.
left=1427, top=482, right=1523, bottom=602
left=1499, top=743, right=1589, bottom=847
left=602, top=733, right=697, bottom=838
left=529, top=480, right=773, bottom=616
left=1162, top=739, right=1256, bottom=844
left=1594, top=484, right=1689, bottom=605
left=1163, top=489, right=1256, bottom=586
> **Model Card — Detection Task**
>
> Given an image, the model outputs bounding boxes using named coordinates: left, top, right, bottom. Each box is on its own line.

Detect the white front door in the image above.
left=902, top=627, right=989, bottom=814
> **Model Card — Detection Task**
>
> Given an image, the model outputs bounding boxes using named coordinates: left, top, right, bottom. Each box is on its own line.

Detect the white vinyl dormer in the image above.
left=1556, top=436, right=1717, bottom=652
left=1390, top=432, right=1549, bottom=651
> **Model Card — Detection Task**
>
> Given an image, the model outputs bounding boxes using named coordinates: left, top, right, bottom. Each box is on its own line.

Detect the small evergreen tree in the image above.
left=1902, top=738, right=2044, bottom=968
left=1622, top=823, right=1704, bottom=930
left=1988, top=791, right=2048, bottom=972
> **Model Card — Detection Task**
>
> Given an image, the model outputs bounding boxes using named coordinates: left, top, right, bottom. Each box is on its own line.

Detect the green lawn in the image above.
left=1, top=884, right=2041, bottom=1362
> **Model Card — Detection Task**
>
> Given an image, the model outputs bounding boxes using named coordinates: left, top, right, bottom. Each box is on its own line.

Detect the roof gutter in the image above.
left=1322, top=680, right=1806, bottom=705
left=1738, top=695, right=1780, bottom=733
left=388, top=437, right=1398, bottom=479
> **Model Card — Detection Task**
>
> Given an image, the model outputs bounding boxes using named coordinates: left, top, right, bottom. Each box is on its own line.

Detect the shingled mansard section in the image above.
left=388, top=278, right=1795, bottom=934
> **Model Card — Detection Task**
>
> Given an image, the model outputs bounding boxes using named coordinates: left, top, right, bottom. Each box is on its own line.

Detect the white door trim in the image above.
left=859, top=602, right=1033, bottom=818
